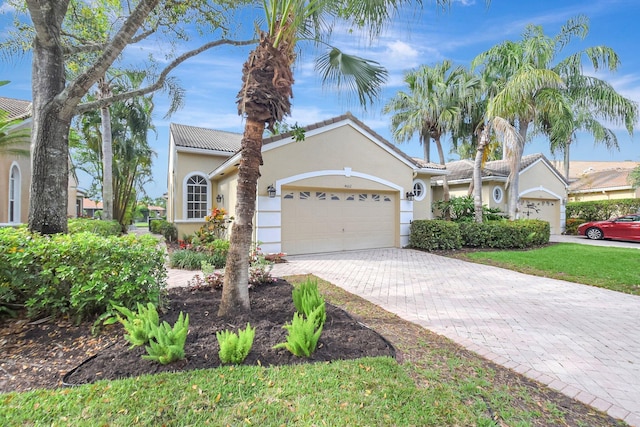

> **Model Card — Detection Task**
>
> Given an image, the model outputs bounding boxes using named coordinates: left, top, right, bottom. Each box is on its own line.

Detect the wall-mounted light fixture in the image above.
left=267, top=185, right=276, bottom=198
left=216, top=194, right=223, bottom=203
left=405, top=191, right=415, bottom=201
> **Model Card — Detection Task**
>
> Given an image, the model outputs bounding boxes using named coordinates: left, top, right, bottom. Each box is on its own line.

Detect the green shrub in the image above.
left=432, top=195, right=505, bottom=222
left=149, top=219, right=177, bottom=241
left=143, top=312, right=189, bottom=365
left=564, top=218, right=586, bottom=235
left=170, top=250, right=214, bottom=270
left=566, top=199, right=640, bottom=221
left=459, top=220, right=549, bottom=249
left=274, top=307, right=324, bottom=358
left=292, top=278, right=326, bottom=328
left=68, top=218, right=122, bottom=236
left=217, top=323, right=255, bottom=364
left=409, top=220, right=462, bottom=251
left=0, top=228, right=166, bottom=322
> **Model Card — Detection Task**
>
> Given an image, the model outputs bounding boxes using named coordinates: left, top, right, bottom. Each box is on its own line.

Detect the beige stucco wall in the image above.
left=0, top=141, right=31, bottom=224
left=519, top=161, right=566, bottom=201
left=260, top=125, right=415, bottom=197
left=412, top=174, right=433, bottom=220
left=569, top=188, right=639, bottom=202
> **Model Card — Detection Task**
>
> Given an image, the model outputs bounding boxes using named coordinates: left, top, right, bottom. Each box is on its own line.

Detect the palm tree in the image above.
left=472, top=15, right=621, bottom=219
left=384, top=60, right=473, bottom=207
left=542, top=74, right=638, bottom=179
left=219, top=0, right=440, bottom=316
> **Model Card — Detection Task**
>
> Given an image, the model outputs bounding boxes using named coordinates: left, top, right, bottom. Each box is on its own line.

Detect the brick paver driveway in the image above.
left=272, top=248, right=640, bottom=426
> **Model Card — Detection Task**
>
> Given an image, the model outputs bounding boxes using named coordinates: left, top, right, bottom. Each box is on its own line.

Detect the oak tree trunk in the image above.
left=28, top=4, right=70, bottom=234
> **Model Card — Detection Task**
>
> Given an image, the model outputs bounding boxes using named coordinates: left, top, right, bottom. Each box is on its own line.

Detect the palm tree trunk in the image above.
left=218, top=118, right=264, bottom=316
left=507, top=121, right=529, bottom=219
left=563, top=138, right=571, bottom=180
left=473, top=126, right=489, bottom=223
left=100, top=106, right=114, bottom=220
left=434, top=134, right=450, bottom=220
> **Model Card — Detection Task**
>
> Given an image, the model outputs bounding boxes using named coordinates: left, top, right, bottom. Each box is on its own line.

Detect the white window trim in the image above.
left=492, top=185, right=504, bottom=204
left=182, top=171, right=211, bottom=220
left=412, top=179, right=427, bottom=202
left=8, top=162, right=21, bottom=224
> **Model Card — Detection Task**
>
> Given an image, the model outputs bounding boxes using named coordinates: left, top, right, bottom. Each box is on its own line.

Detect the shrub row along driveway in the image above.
left=272, top=248, right=640, bottom=426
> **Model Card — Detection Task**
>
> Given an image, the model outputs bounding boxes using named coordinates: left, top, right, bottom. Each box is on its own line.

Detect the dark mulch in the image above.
left=1, top=280, right=393, bottom=390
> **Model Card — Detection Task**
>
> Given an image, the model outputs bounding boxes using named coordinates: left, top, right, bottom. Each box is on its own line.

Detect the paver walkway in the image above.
left=270, top=248, right=640, bottom=426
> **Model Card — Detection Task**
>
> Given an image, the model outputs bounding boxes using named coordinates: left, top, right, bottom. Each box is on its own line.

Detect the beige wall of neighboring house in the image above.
left=0, top=140, right=31, bottom=224
left=1, top=97, right=80, bottom=225
left=171, top=114, right=445, bottom=254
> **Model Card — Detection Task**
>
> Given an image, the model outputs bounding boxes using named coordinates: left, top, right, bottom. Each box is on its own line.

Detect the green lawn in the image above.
left=459, top=243, right=640, bottom=295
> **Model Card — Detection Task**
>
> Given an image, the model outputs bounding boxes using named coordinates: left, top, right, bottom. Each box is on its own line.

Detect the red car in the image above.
left=577, top=214, right=640, bottom=242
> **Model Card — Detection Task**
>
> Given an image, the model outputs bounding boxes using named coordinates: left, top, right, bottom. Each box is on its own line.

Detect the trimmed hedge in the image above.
left=410, top=219, right=549, bottom=251
left=68, top=218, right=122, bottom=236
left=409, top=220, right=462, bottom=251
left=566, top=199, right=640, bottom=222
left=0, top=228, right=167, bottom=321
left=458, top=220, right=550, bottom=249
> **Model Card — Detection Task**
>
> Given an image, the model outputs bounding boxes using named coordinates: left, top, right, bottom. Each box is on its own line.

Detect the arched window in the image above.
left=186, top=174, right=208, bottom=219
left=8, top=164, right=20, bottom=223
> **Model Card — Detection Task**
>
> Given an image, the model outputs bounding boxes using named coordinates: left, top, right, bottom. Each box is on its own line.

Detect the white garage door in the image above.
left=282, top=189, right=396, bottom=255
left=519, top=198, right=559, bottom=234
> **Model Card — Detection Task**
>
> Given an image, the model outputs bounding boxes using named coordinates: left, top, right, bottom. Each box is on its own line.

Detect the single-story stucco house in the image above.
left=431, top=154, right=568, bottom=234
left=557, top=161, right=640, bottom=202
left=0, top=96, right=81, bottom=225
left=167, top=113, right=447, bottom=255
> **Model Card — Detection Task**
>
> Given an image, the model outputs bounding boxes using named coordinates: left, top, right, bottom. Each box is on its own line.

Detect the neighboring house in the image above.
left=557, top=161, right=640, bottom=202
left=82, top=199, right=103, bottom=218
left=148, top=205, right=166, bottom=218
left=431, top=154, right=568, bottom=234
left=0, top=96, right=81, bottom=226
left=167, top=113, right=446, bottom=255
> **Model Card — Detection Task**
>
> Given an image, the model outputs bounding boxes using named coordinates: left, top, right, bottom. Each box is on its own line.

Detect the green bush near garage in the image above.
left=68, top=218, right=122, bottom=236
left=0, top=228, right=166, bottom=322
left=410, top=219, right=549, bottom=251
left=409, top=220, right=462, bottom=251
left=459, top=219, right=549, bottom=248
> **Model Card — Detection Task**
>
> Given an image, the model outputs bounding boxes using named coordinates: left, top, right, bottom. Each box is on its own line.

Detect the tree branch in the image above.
left=62, top=28, right=157, bottom=56
left=58, top=0, right=161, bottom=118
left=75, top=38, right=256, bottom=115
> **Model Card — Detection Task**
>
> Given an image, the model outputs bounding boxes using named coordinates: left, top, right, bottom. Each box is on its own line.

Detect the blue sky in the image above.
left=1, top=0, right=639, bottom=199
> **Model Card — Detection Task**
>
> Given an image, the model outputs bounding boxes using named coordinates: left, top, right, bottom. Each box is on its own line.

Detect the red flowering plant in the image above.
left=195, top=208, right=234, bottom=244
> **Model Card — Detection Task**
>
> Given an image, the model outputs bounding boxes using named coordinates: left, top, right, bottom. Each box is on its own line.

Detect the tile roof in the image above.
left=0, top=96, right=31, bottom=120
left=170, top=123, right=241, bottom=153
left=552, top=160, right=639, bottom=179
left=432, top=153, right=563, bottom=183
left=569, top=168, right=635, bottom=192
